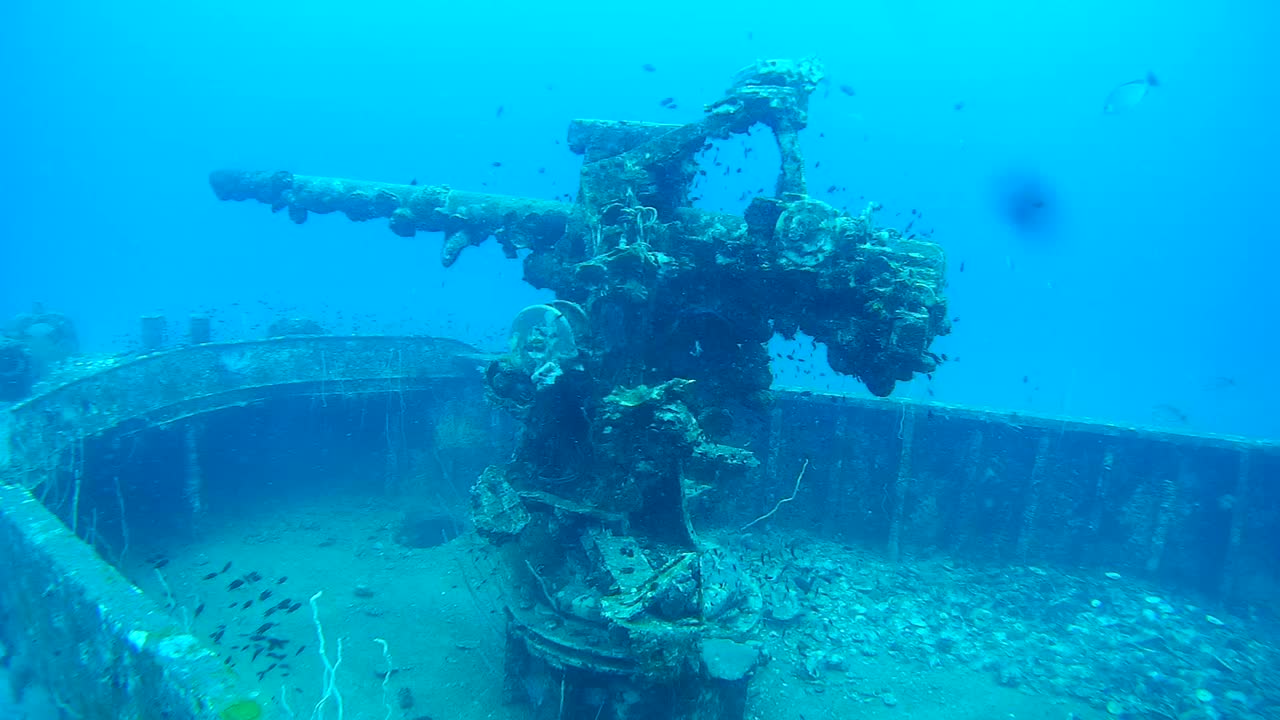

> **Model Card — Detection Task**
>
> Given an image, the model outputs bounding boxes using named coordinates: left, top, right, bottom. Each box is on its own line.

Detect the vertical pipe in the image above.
left=184, top=421, right=203, bottom=523
left=1146, top=453, right=1184, bottom=575
left=762, top=399, right=783, bottom=525
left=1017, top=433, right=1052, bottom=562
left=1220, top=450, right=1252, bottom=598
left=384, top=405, right=398, bottom=496
left=1089, top=447, right=1116, bottom=541
left=822, top=413, right=849, bottom=540
left=887, top=402, right=914, bottom=562
left=952, top=428, right=985, bottom=555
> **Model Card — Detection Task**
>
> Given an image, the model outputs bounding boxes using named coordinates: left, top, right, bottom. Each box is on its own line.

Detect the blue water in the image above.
left=1, top=0, right=1276, bottom=439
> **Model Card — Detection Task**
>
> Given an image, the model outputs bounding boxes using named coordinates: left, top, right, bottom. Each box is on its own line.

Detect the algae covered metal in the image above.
left=211, top=58, right=951, bottom=720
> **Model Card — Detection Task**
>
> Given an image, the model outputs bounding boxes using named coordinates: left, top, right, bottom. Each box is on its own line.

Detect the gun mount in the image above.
left=211, top=58, right=950, bottom=720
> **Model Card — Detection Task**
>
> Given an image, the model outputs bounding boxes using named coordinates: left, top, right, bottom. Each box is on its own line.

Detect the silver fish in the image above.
left=1103, top=71, right=1159, bottom=114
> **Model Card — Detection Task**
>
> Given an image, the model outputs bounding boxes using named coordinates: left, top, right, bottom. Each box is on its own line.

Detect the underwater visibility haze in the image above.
left=0, top=1, right=1278, bottom=720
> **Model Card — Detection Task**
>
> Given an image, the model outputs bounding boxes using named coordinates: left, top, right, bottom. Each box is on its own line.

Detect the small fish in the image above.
left=954, top=101, right=965, bottom=111
left=277, top=577, right=288, bottom=584
left=202, top=572, right=218, bottom=581
left=259, top=590, right=272, bottom=602
left=959, top=261, right=965, bottom=272
left=152, top=558, right=169, bottom=569
left=228, top=579, right=244, bottom=590
left=194, top=603, right=205, bottom=618
left=495, top=105, right=504, bottom=118
left=641, top=63, right=656, bottom=72
left=246, top=572, right=263, bottom=583
left=658, top=97, right=675, bottom=108
left=220, top=562, right=232, bottom=574
left=1103, top=71, right=1158, bottom=114
left=409, top=178, right=417, bottom=186
left=838, top=84, right=855, bottom=97
left=242, top=600, right=253, bottom=610
left=1153, top=403, right=1190, bottom=424
left=295, top=645, right=306, bottom=656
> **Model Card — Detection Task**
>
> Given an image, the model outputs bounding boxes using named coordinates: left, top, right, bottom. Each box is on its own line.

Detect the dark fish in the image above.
left=255, top=623, right=276, bottom=634
left=490, top=161, right=502, bottom=168
left=246, top=572, right=263, bottom=583
left=838, top=84, right=855, bottom=96
left=220, top=562, right=232, bottom=574
left=954, top=101, right=965, bottom=111
left=959, top=262, right=965, bottom=272
left=259, top=590, right=272, bottom=602
left=1104, top=72, right=1158, bottom=114
left=277, top=577, right=288, bottom=584
left=409, top=178, right=418, bottom=186
left=1153, top=404, right=1189, bottom=424
left=658, top=97, right=675, bottom=107
left=295, top=645, right=306, bottom=656
left=152, top=559, right=169, bottom=569
left=202, top=572, right=218, bottom=581
left=194, top=604, right=205, bottom=618
left=242, top=600, right=253, bottom=610
left=495, top=105, right=504, bottom=118
left=228, top=579, right=244, bottom=590
left=277, top=599, right=292, bottom=609
left=992, top=169, right=1055, bottom=234
left=642, top=63, right=656, bottom=72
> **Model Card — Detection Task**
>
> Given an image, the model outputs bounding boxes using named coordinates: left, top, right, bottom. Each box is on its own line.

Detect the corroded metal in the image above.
left=208, top=58, right=955, bottom=720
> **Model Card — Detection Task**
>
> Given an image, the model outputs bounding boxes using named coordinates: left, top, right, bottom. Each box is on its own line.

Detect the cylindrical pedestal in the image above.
left=140, top=315, right=168, bottom=352
left=188, top=314, right=212, bottom=345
